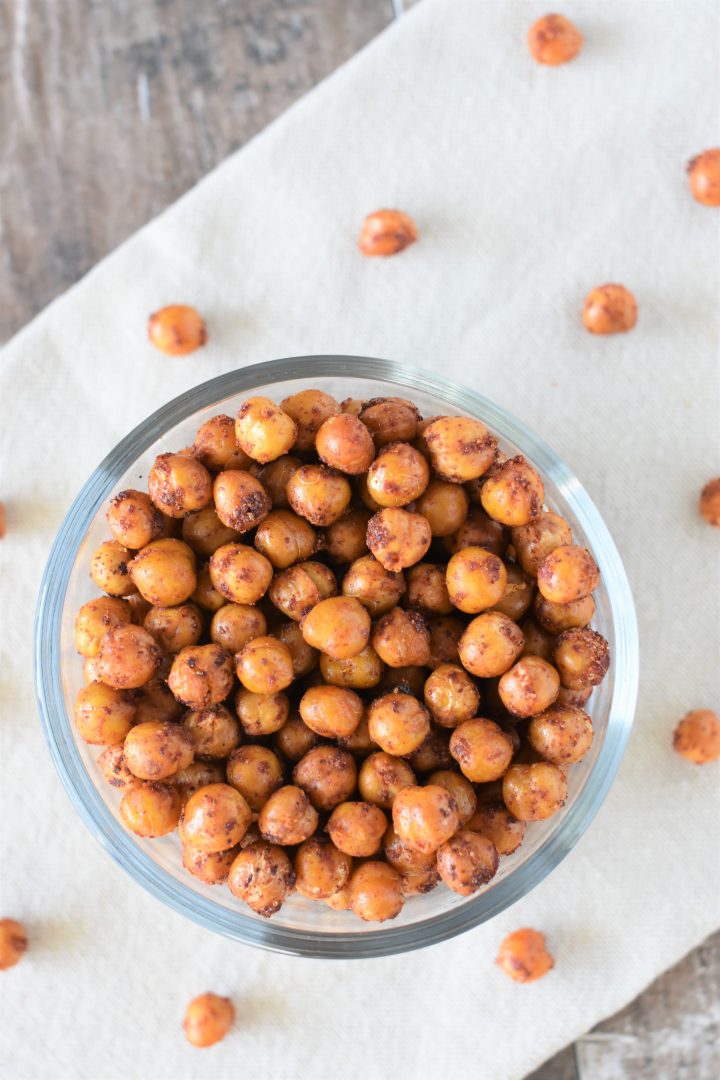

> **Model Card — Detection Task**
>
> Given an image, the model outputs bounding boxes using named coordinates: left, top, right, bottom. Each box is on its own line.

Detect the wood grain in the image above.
left=0, top=3, right=718, bottom=1078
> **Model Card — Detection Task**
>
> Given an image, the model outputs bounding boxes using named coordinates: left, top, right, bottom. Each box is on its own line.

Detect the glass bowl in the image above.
left=34, top=356, right=638, bottom=958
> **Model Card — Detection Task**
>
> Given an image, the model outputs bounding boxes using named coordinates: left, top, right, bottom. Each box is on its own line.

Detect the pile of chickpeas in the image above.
left=72, top=387, right=610, bottom=924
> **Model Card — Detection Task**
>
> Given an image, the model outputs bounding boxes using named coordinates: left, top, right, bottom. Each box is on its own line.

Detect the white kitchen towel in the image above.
left=1, top=1, right=719, bottom=1078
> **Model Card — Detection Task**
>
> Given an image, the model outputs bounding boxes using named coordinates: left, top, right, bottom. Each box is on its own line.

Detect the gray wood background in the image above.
left=1, top=2, right=718, bottom=1077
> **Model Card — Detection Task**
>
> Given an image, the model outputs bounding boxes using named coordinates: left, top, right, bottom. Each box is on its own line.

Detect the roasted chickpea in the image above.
left=480, top=456, right=544, bottom=527
left=444, top=507, right=506, bottom=559
left=429, top=770, right=477, bottom=826
left=313, top=413, right=375, bottom=475
left=169, top=760, right=226, bottom=802
left=280, top=389, right=340, bottom=452
left=422, top=416, right=497, bottom=482
left=497, top=927, right=554, bottom=983
left=528, top=704, right=593, bottom=764
left=83, top=656, right=103, bottom=683
left=147, top=452, right=212, bottom=518
left=0, top=919, right=28, bottom=971
left=357, top=473, right=383, bottom=513
left=182, top=844, right=239, bottom=886
left=492, top=564, right=534, bottom=621
left=129, top=538, right=197, bottom=607
left=446, top=547, right=507, bottom=614
left=408, top=727, right=454, bottom=774
left=75, top=597, right=134, bottom=659
left=458, top=611, right=524, bottom=678
left=392, top=784, right=460, bottom=854
left=251, top=455, right=302, bottom=508
left=673, top=709, right=720, bottom=764
left=535, top=593, right=595, bottom=633
left=700, top=478, right=720, bottom=525
left=225, top=745, right=284, bottom=811
left=427, top=615, right=465, bottom=669
left=520, top=618, right=555, bottom=661
left=336, top=714, right=378, bottom=757
left=258, top=785, right=318, bottom=845
left=183, top=704, right=241, bottom=760
left=168, top=644, right=234, bottom=708
left=372, top=607, right=430, bottom=668
left=191, top=414, right=240, bottom=471
left=286, top=464, right=352, bottom=525
left=349, top=860, right=404, bottom=921
left=366, top=507, right=432, bottom=571
left=327, top=801, right=388, bottom=857
left=366, top=442, right=430, bottom=507
left=273, top=712, right=319, bottom=762
left=107, top=489, right=163, bottom=550
left=377, top=665, right=427, bottom=698
left=74, top=682, right=136, bottom=744
left=383, top=826, right=439, bottom=894
left=437, top=830, right=499, bottom=896
left=124, top=720, right=194, bottom=780
left=96, top=624, right=160, bottom=689
left=325, top=885, right=353, bottom=910
left=323, top=507, right=371, bottom=563
left=253, top=510, right=316, bottom=570
left=295, top=837, right=353, bottom=899
left=147, top=304, right=206, bottom=355
left=367, top=693, right=431, bottom=757
left=212, top=470, right=271, bottom=534
left=405, top=563, right=453, bottom=615
left=235, top=636, right=294, bottom=694
left=467, top=801, right=526, bottom=855
left=210, top=603, right=267, bottom=653
left=511, top=511, right=573, bottom=577
left=182, top=992, right=235, bottom=1050
left=583, top=284, right=637, bottom=334
left=293, top=746, right=358, bottom=811
left=499, top=655, right=560, bottom=717
left=88, top=540, right=135, bottom=597
left=301, top=595, right=371, bottom=659
left=143, top=603, right=203, bottom=653
left=269, top=564, right=323, bottom=622
left=132, top=676, right=182, bottom=725
left=120, top=782, right=182, bottom=837
left=180, top=783, right=252, bottom=851
left=502, top=763, right=567, bottom=821
left=358, top=752, right=416, bottom=809
left=449, top=718, right=513, bottom=783
left=358, top=209, right=417, bottom=257
left=423, top=663, right=480, bottom=727
left=556, top=683, right=593, bottom=709
left=537, top=544, right=600, bottom=604
left=688, top=148, right=720, bottom=205
left=359, top=397, right=420, bottom=447
left=228, top=842, right=294, bottom=917
left=273, top=621, right=317, bottom=678
left=416, top=479, right=469, bottom=537
left=553, top=628, right=610, bottom=690
left=340, top=397, right=364, bottom=416
left=98, top=744, right=138, bottom=790
left=209, top=543, right=273, bottom=604
left=320, top=645, right=383, bottom=689
left=527, top=13, right=582, bottom=65
left=342, top=555, right=405, bottom=616
left=191, top=563, right=227, bottom=612
left=299, top=685, right=364, bottom=739
left=235, top=396, right=298, bottom=463
left=235, top=688, right=289, bottom=737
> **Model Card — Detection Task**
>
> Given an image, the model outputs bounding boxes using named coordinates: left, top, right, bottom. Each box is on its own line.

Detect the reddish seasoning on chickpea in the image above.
left=673, top=709, right=720, bottom=764
left=582, top=284, right=637, bottom=335
left=183, top=992, right=235, bottom=1047
left=148, top=305, right=207, bottom=355
left=527, top=14, right=583, bottom=66
left=496, top=928, right=554, bottom=983
left=358, top=209, right=418, bottom=257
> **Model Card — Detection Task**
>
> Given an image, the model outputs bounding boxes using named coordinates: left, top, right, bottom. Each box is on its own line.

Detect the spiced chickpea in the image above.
left=527, top=13, right=583, bottom=65
left=180, top=783, right=252, bottom=851
left=235, top=396, right=298, bottom=463
left=359, top=397, right=420, bottom=447
left=492, top=564, right=534, bottom=621
left=325, top=885, right=352, bottom=910
left=299, top=684, right=364, bottom=739
left=449, top=718, right=513, bottom=783
left=366, top=442, right=430, bottom=507
left=127, top=593, right=153, bottom=626
left=480, top=456, right=544, bottom=527
left=98, top=744, right=138, bottom=790
left=228, top=842, right=295, bottom=917
left=280, top=389, right=340, bottom=452
left=315, top=413, right=375, bottom=475
left=96, top=624, right=160, bottom=689
left=358, top=209, right=417, bottom=257
left=295, top=837, right=353, bottom=900
left=212, top=470, right=271, bottom=533
left=124, top=721, right=194, bottom=781
left=392, top=784, right=460, bottom=854
left=557, top=684, right=593, bottom=709
left=700, top=478, right=720, bottom=525
left=107, top=489, right=163, bottom=550
left=286, top=464, right=352, bottom=525
left=537, top=544, right=600, bottom=604
left=210, top=603, right=266, bottom=654
left=254, top=511, right=316, bottom=569
left=190, top=414, right=240, bottom=472
left=235, top=636, right=294, bottom=694
left=293, top=746, right=358, bottom=811
left=437, top=830, right=499, bottom=896
left=129, top=538, right=197, bottom=607
left=269, top=564, right=324, bottom=622
left=424, top=663, right=480, bottom=727
left=191, top=563, right=227, bottom=612
left=147, top=304, right=206, bottom=355
left=378, top=665, right=427, bottom=698
left=520, top=618, right=555, bottom=661
left=502, top=763, right=567, bottom=821
left=320, top=645, right=383, bottom=689
left=358, top=752, right=416, bottom=809
left=511, top=510, right=573, bottom=577
left=367, top=693, right=431, bottom=757
left=499, top=656, right=560, bottom=717
left=147, top=452, right=212, bottom=518
left=276, top=621, right=318, bottom=677
left=252, top=455, right=302, bottom=507
left=688, top=149, right=720, bottom=206
left=168, top=644, right=234, bottom=708
left=143, top=603, right=203, bottom=653
left=183, top=992, right=235, bottom=1050
left=366, top=507, right=432, bottom=571
left=416, top=479, right=469, bottom=537
left=357, top=473, right=383, bottom=513
left=133, top=677, right=182, bottom=725
left=183, top=704, right=241, bottom=760
left=528, top=704, right=593, bottom=764
left=422, top=416, right=497, bottom=482
left=446, top=547, right=507, bottom=614
left=226, top=745, right=284, bottom=810
left=209, top=543, right=273, bottom=604
left=301, top=596, right=371, bottom=659
left=467, top=802, right=526, bottom=855
left=83, top=656, right=103, bottom=683
left=327, top=801, right=388, bottom=857
left=534, top=593, right=595, bottom=634
left=583, top=284, right=637, bottom=335
left=89, top=540, right=135, bottom=597
left=74, top=682, right=136, bottom=745
left=384, top=826, right=439, bottom=895
left=182, top=844, right=239, bottom=886
left=408, top=727, right=453, bottom=774
left=120, top=782, right=182, bottom=837
left=0, top=920, right=28, bottom=970
left=497, top=928, right=554, bottom=983
left=349, top=860, right=404, bottom=921
left=258, top=785, right=318, bottom=845
left=235, top=688, right=289, bottom=737
left=429, top=770, right=477, bottom=826
left=444, top=507, right=506, bottom=558
left=323, top=507, right=371, bottom=563
left=673, top=709, right=720, bottom=764
left=553, top=628, right=610, bottom=690
left=274, top=712, right=319, bottom=762
left=336, top=714, right=378, bottom=757
left=458, top=611, right=524, bottom=679
left=427, top=615, right=465, bottom=669
left=405, top=563, right=453, bottom=615
left=342, top=555, right=405, bottom=616
left=181, top=507, right=240, bottom=558
left=372, top=607, right=430, bottom=668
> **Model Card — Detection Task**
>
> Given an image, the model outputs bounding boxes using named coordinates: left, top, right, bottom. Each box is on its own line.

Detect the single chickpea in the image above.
left=527, top=13, right=583, bottom=65
left=700, top=478, right=720, bottom=526
left=258, top=785, right=319, bottom=845
left=446, top=546, right=507, bottom=614
left=120, top=781, right=182, bottom=837
left=0, top=919, right=28, bottom=971
left=235, top=636, right=294, bottom=694
left=98, top=744, right=138, bottom=790
left=183, top=705, right=241, bottom=760
left=301, top=595, right=371, bottom=659
left=467, top=802, right=526, bottom=855
left=269, top=563, right=327, bottom=621
left=358, top=209, right=418, bottom=257
left=422, top=416, right=497, bottom=482
left=209, top=542, right=273, bottom=604
left=254, top=510, right=316, bottom=569
left=212, top=470, right=271, bottom=533
left=458, top=611, right=524, bottom=679
left=392, top=784, right=460, bottom=854
left=449, top=718, right=514, bottom=783
left=315, top=413, right=376, bottom=475
left=147, top=452, right=212, bottom=518
left=280, top=389, right=341, bottom=452
left=293, top=746, right=358, bottom=811
left=74, top=682, right=136, bottom=745
left=210, top=603, right=267, bottom=654
left=251, top=455, right=302, bottom=508
left=191, top=414, right=240, bottom=471
left=129, top=538, right=197, bottom=607
left=366, top=442, right=430, bottom=507
left=528, top=704, right=593, bottom=764
left=367, top=692, right=431, bottom=757
left=342, top=554, right=405, bottom=616
left=89, top=540, right=136, bottom=597
left=325, top=885, right=353, bottom=910
left=534, top=592, right=595, bottom=634
left=226, top=745, right=284, bottom=810
left=688, top=149, right=720, bottom=206
left=480, top=456, right=544, bottom=527
left=358, top=751, right=416, bottom=809
left=191, top=563, right=227, bottom=612
left=336, top=713, right=378, bottom=757
left=182, top=991, right=235, bottom=1048
left=444, top=507, right=506, bottom=558
left=399, top=866, right=441, bottom=896
left=75, top=596, right=132, bottom=658
left=286, top=464, right=352, bottom=525
left=235, top=396, right=298, bottom=463
left=416, top=480, right=469, bottom=537
left=182, top=844, right=239, bottom=886
left=372, top=607, right=430, bottom=668
left=520, top=618, right=555, bottom=661
left=299, top=684, right=364, bottom=739
left=350, top=860, right=404, bottom=921
left=537, top=544, right=600, bottom=604
left=328, top=802, right=388, bottom=857
left=323, top=507, right=371, bottom=563
left=235, top=687, right=289, bottom=736
left=172, top=761, right=226, bottom=803
left=429, top=770, right=477, bottom=826
left=127, top=593, right=153, bottom=625
left=180, top=783, right=252, bottom=851
left=273, top=621, right=317, bottom=678
left=83, top=656, right=103, bottom=683
left=557, top=684, right=593, bottom=709
left=427, top=615, right=465, bottom=669
left=148, top=304, right=206, bottom=355
left=423, top=663, right=480, bottom=727
left=673, top=709, right=720, bottom=764
left=491, top=564, right=535, bottom=621
left=511, top=510, right=573, bottom=577
left=168, top=644, right=234, bottom=708
left=366, top=507, right=432, bottom=571
left=582, top=284, right=638, bottom=334
left=405, top=563, right=453, bottom=616
left=496, top=928, right=554, bottom=983
left=360, top=397, right=420, bottom=447
left=553, top=628, right=610, bottom=690
left=274, top=712, right=319, bottom=762
left=320, top=645, right=383, bottom=689
left=408, top=727, right=454, bottom=774
left=357, top=473, right=383, bottom=513
left=124, top=720, right=195, bottom=780
left=143, top=603, right=203, bottom=653
left=384, top=826, right=439, bottom=895
left=133, top=677, right=183, bottom=725
left=96, top=624, right=160, bottom=689
left=107, top=489, right=163, bottom=549
left=228, top=841, right=295, bottom=917
left=437, top=830, right=499, bottom=896
left=295, top=837, right=353, bottom=900
left=499, top=656, right=560, bottom=717
left=502, top=763, right=567, bottom=821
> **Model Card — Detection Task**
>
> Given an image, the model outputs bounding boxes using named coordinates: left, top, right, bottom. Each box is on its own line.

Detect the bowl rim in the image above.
left=34, top=355, right=639, bottom=958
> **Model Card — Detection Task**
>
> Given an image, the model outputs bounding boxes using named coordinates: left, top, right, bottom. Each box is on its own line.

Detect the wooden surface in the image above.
left=1, top=2, right=718, bottom=1077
